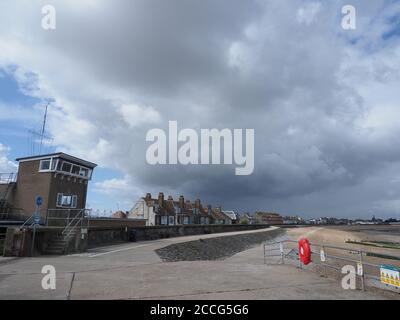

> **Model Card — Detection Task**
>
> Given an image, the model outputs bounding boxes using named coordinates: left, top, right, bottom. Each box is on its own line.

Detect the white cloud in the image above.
left=119, top=104, right=161, bottom=129
left=93, top=175, right=142, bottom=208
left=0, top=1, right=400, bottom=217
left=297, top=2, right=321, bottom=25
left=0, top=144, right=18, bottom=174
left=0, top=102, right=42, bottom=123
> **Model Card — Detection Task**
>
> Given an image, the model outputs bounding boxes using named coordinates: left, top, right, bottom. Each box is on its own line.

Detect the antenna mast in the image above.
left=39, top=102, right=49, bottom=155
left=28, top=102, right=53, bottom=156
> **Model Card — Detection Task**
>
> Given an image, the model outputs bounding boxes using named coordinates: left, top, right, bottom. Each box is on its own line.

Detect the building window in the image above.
left=161, top=216, right=168, bottom=225
left=56, top=161, right=91, bottom=178
left=38, top=158, right=91, bottom=179
left=168, top=216, right=175, bottom=225
left=72, top=165, right=81, bottom=175
left=39, top=159, right=51, bottom=171
left=61, top=162, right=72, bottom=173
left=183, top=216, right=189, bottom=225
left=56, top=193, right=77, bottom=208
left=51, top=159, right=58, bottom=170
left=79, top=167, right=89, bottom=177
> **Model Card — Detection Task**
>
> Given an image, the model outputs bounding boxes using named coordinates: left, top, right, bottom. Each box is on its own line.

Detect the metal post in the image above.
left=359, top=249, right=365, bottom=291
left=322, top=245, right=327, bottom=278
left=280, top=242, right=284, bottom=264
left=31, top=224, right=36, bottom=257
left=263, top=242, right=266, bottom=265
left=298, top=247, right=302, bottom=269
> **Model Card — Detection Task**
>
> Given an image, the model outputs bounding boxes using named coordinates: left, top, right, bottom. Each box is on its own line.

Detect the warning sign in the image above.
left=380, top=265, right=400, bottom=288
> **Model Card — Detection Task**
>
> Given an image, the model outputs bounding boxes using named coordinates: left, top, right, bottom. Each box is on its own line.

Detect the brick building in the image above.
left=0, top=153, right=97, bottom=222
left=254, top=212, right=284, bottom=225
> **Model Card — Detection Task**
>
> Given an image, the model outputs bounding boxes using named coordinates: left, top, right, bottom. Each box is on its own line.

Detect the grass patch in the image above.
left=366, top=252, right=400, bottom=261
left=346, top=240, right=400, bottom=249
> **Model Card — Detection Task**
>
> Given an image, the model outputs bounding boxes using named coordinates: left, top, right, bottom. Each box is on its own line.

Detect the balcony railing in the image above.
left=46, top=208, right=91, bottom=228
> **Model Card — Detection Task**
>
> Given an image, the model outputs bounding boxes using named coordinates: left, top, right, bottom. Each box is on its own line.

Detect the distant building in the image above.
left=254, top=212, right=284, bottom=225
left=129, top=193, right=234, bottom=226
left=1, top=153, right=97, bottom=222
left=307, top=218, right=327, bottom=225
left=209, top=206, right=232, bottom=225
left=222, top=210, right=239, bottom=224
left=283, top=216, right=304, bottom=225
left=112, top=211, right=128, bottom=219
left=239, top=213, right=256, bottom=225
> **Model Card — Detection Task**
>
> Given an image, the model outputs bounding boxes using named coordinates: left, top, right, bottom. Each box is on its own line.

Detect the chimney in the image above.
left=179, top=195, right=184, bottom=208
left=168, top=195, right=174, bottom=201
left=207, top=204, right=212, bottom=213
left=158, top=192, right=164, bottom=207
left=195, top=199, right=201, bottom=209
left=145, top=193, right=152, bottom=200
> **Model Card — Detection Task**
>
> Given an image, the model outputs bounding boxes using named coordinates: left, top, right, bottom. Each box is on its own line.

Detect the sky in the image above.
left=0, top=0, right=400, bottom=219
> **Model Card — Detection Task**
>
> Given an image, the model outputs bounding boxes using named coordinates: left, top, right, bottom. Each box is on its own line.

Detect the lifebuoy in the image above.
left=298, top=238, right=312, bottom=265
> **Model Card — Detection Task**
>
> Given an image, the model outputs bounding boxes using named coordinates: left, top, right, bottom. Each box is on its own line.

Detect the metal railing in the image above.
left=46, top=209, right=90, bottom=247
left=264, top=239, right=400, bottom=294
left=0, top=207, right=10, bottom=220
left=0, top=232, right=6, bottom=256
left=0, top=173, right=16, bottom=214
left=20, top=213, right=36, bottom=228
left=46, top=208, right=90, bottom=228
left=61, top=209, right=88, bottom=239
left=0, top=173, right=17, bottom=184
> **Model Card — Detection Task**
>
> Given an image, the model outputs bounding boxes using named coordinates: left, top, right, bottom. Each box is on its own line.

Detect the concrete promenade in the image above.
left=0, top=227, right=395, bottom=300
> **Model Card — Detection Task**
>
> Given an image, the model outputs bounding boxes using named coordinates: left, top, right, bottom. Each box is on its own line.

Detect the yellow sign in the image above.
left=380, top=265, right=400, bottom=288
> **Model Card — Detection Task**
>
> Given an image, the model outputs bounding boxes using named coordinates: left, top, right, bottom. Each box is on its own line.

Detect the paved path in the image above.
left=0, top=227, right=395, bottom=300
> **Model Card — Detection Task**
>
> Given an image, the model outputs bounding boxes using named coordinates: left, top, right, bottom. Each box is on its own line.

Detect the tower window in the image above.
left=39, top=159, right=51, bottom=171
left=56, top=193, right=78, bottom=208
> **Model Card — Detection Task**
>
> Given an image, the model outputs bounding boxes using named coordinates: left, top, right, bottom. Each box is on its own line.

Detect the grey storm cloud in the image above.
left=1, top=0, right=400, bottom=218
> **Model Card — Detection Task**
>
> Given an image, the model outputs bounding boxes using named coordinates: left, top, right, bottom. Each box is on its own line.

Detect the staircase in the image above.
left=43, top=209, right=87, bottom=255
left=43, top=228, right=79, bottom=255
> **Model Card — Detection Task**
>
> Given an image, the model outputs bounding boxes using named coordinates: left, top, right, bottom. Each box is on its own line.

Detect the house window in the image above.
left=39, top=159, right=51, bottom=171
left=168, top=216, right=175, bottom=225
left=161, top=216, right=168, bottom=225
left=183, top=216, right=189, bottom=225
left=56, top=193, right=77, bottom=208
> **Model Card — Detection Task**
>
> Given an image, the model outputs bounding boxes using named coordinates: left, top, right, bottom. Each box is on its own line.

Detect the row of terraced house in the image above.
left=128, top=193, right=238, bottom=226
